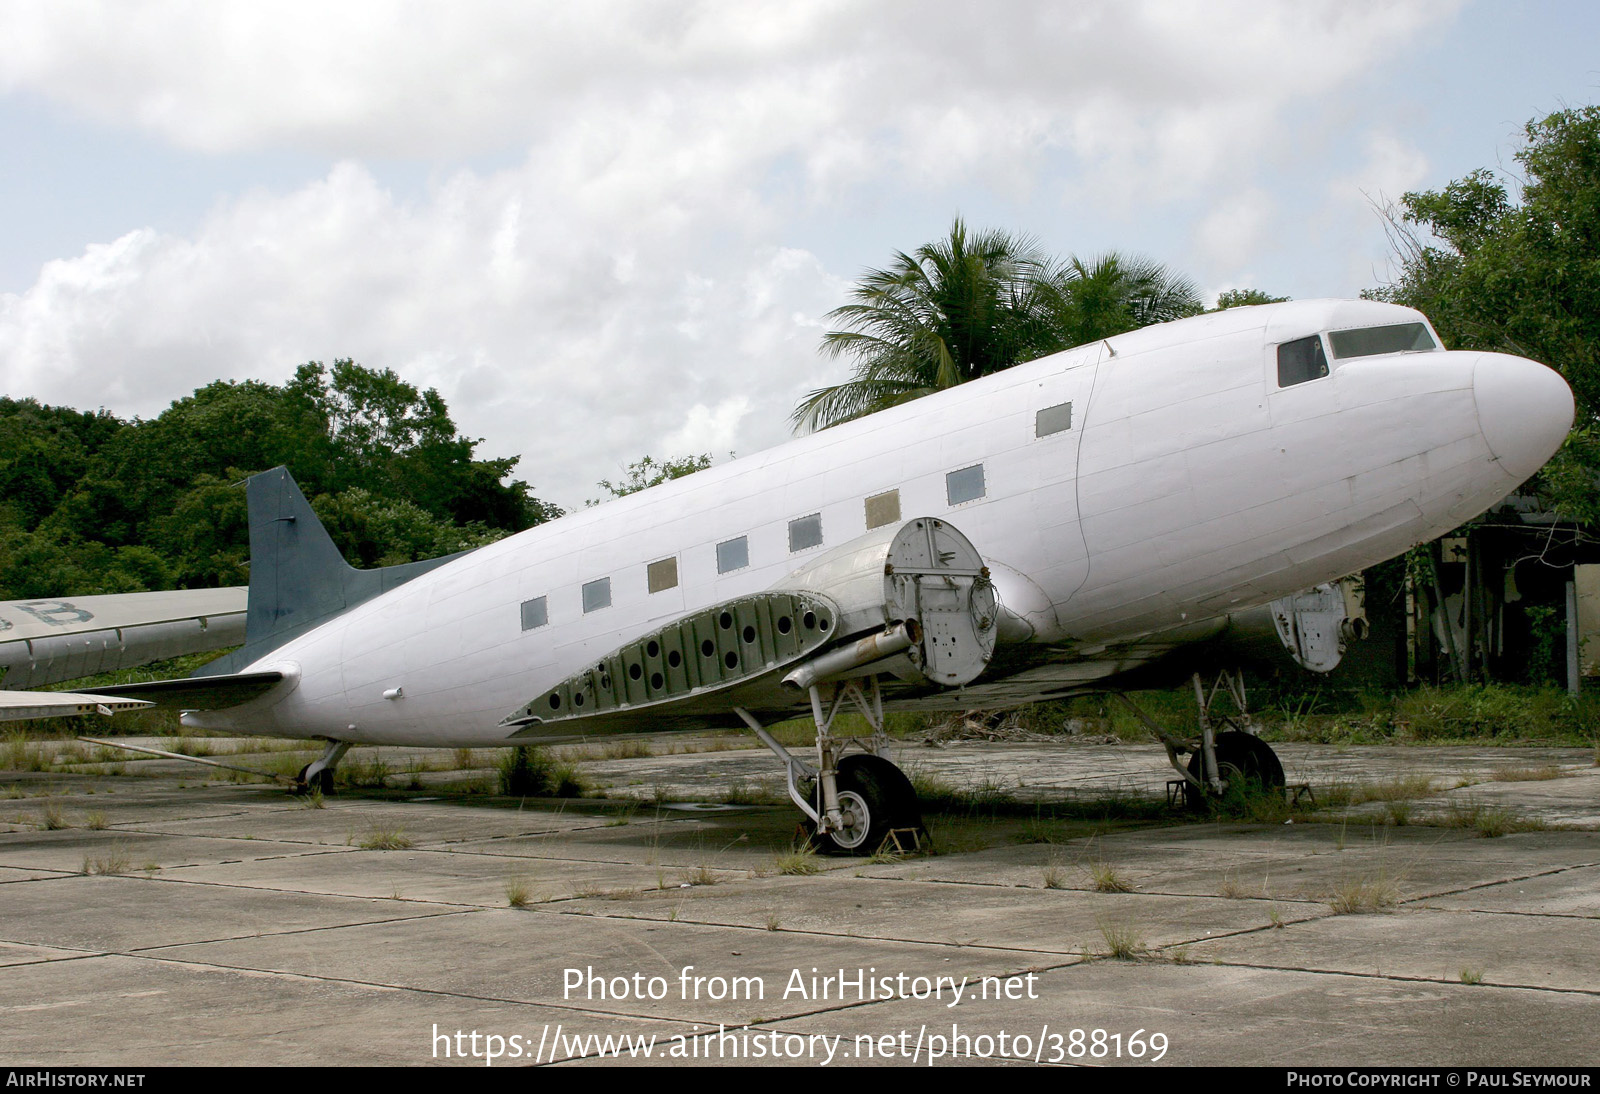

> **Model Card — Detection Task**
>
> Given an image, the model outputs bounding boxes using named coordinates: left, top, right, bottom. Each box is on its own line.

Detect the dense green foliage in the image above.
left=1213, top=288, right=1289, bottom=310
left=0, top=361, right=560, bottom=598
left=791, top=218, right=1202, bottom=431
left=1374, top=105, right=1600, bottom=519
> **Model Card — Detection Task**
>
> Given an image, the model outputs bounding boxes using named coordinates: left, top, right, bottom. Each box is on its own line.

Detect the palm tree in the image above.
left=790, top=219, right=1061, bottom=432
left=1050, top=253, right=1203, bottom=348
left=791, top=220, right=1202, bottom=432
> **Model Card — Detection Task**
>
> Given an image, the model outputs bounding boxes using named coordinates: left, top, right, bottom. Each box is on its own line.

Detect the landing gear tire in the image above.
left=812, top=755, right=922, bottom=856
left=294, top=764, right=335, bottom=796
left=1183, top=731, right=1284, bottom=810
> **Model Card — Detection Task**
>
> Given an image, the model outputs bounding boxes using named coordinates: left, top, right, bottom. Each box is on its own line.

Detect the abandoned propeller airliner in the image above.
left=0, top=299, right=1574, bottom=852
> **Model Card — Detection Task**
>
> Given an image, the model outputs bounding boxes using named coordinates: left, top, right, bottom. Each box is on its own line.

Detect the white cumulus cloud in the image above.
left=0, top=1, right=1461, bottom=507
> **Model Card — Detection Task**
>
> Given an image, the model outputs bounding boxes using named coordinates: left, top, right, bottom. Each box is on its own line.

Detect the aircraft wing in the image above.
left=504, top=517, right=1002, bottom=738
left=0, top=588, right=248, bottom=689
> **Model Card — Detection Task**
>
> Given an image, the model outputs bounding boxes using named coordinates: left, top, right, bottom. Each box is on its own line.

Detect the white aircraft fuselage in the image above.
left=189, top=299, right=1574, bottom=747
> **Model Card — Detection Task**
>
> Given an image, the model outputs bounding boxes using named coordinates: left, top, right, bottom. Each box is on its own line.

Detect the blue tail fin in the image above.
left=195, top=467, right=466, bottom=676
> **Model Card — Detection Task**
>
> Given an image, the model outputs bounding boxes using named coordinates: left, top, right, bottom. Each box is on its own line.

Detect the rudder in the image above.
left=195, top=467, right=466, bottom=676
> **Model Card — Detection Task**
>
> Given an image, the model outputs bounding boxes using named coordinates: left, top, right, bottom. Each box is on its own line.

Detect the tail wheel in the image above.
left=813, top=754, right=921, bottom=856
left=294, top=764, right=335, bottom=796
left=1184, top=731, right=1284, bottom=809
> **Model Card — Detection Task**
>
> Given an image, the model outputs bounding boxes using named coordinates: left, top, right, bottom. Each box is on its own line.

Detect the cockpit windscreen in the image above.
left=1328, top=323, right=1437, bottom=360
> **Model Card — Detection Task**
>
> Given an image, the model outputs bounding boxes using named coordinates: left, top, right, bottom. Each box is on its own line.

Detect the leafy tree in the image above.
left=591, top=454, right=714, bottom=505
left=1373, top=105, right=1600, bottom=517
left=1214, top=288, right=1289, bottom=310
left=0, top=362, right=561, bottom=597
left=311, top=487, right=502, bottom=568
left=792, top=218, right=1201, bottom=431
left=284, top=360, right=554, bottom=531
left=0, top=399, right=120, bottom=531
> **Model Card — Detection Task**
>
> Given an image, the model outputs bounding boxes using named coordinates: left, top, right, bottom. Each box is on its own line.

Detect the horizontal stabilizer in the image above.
left=75, top=671, right=285, bottom=712
left=0, top=690, right=153, bottom=724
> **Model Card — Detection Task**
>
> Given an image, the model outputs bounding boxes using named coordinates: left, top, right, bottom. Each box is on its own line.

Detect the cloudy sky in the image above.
left=1, top=1, right=1597, bottom=509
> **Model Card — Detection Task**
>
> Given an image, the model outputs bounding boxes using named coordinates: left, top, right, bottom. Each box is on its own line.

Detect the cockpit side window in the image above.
left=1328, top=323, right=1438, bottom=359
left=1276, top=335, right=1329, bottom=387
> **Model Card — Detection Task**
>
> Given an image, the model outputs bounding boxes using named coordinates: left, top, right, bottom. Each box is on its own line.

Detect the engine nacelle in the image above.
left=776, top=517, right=998, bottom=688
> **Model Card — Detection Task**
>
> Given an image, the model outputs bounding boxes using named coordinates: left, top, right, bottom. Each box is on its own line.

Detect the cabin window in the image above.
left=1276, top=335, right=1329, bottom=387
left=1329, top=323, right=1437, bottom=360
left=647, top=556, right=678, bottom=593
left=716, top=536, right=749, bottom=574
left=520, top=596, right=548, bottom=631
left=788, top=513, right=823, bottom=553
left=864, top=489, right=900, bottom=530
left=582, top=578, right=611, bottom=613
left=946, top=464, right=986, bottom=505
left=1035, top=401, right=1073, bottom=437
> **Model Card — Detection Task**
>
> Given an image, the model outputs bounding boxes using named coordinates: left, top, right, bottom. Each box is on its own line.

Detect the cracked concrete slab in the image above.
left=2, top=741, right=1597, bottom=1066
left=0, top=872, right=463, bottom=951
left=1187, top=906, right=1600, bottom=993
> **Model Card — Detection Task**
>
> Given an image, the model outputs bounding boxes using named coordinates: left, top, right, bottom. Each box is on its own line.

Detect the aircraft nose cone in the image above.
left=1473, top=352, right=1574, bottom=481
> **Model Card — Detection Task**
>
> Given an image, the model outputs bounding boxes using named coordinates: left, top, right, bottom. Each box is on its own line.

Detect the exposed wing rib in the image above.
left=0, top=690, right=152, bottom=723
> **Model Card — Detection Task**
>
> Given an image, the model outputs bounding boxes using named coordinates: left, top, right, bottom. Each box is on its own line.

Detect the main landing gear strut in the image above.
left=1111, top=669, right=1285, bottom=809
left=736, top=676, right=924, bottom=855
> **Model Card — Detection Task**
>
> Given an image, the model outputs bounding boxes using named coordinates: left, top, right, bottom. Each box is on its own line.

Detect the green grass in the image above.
left=772, top=845, right=821, bottom=876
left=358, top=823, right=414, bottom=850
left=680, top=864, right=720, bottom=887
left=1442, top=802, right=1537, bottom=838
left=1255, top=684, right=1599, bottom=747
left=1089, top=862, right=1135, bottom=893
left=498, top=746, right=586, bottom=798
left=81, top=845, right=132, bottom=876
left=1097, top=918, right=1146, bottom=960
left=721, top=779, right=785, bottom=806
left=1489, top=765, right=1564, bottom=781
left=1329, top=873, right=1403, bottom=914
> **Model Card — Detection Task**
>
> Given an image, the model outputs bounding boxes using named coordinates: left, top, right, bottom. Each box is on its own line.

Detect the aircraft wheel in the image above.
left=293, top=764, right=336, bottom=796
left=1184, top=732, right=1284, bottom=809
left=813, top=754, right=921, bottom=856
